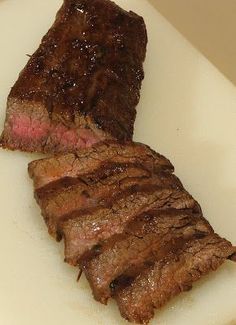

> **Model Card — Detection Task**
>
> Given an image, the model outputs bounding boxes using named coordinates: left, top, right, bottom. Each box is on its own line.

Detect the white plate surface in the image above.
left=0, top=1, right=236, bottom=325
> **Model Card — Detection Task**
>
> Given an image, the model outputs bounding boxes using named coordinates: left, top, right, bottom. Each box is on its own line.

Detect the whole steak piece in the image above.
left=0, top=0, right=147, bottom=153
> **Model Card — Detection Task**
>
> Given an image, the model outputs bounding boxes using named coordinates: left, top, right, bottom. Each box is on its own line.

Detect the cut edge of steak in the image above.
left=28, top=141, right=174, bottom=190
left=115, top=234, right=236, bottom=324
left=0, top=0, right=147, bottom=154
left=82, top=209, right=212, bottom=304
left=0, top=98, right=106, bottom=153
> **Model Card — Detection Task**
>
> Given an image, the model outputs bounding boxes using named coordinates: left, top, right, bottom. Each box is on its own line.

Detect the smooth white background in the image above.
left=0, top=1, right=235, bottom=324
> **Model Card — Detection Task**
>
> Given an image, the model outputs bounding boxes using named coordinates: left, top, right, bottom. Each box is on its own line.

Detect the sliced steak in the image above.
left=27, top=140, right=236, bottom=324
left=0, top=0, right=147, bottom=153
left=115, top=234, right=236, bottom=324
left=82, top=209, right=212, bottom=304
left=62, top=185, right=197, bottom=265
left=28, top=141, right=174, bottom=189
left=37, top=168, right=181, bottom=239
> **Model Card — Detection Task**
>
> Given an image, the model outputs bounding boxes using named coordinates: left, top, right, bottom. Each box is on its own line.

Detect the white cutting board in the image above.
left=0, top=1, right=236, bottom=324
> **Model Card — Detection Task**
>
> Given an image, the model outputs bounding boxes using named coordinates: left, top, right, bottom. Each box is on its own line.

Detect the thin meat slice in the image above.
left=28, top=141, right=173, bottom=190
left=34, top=162, right=151, bottom=198
left=36, top=168, right=181, bottom=239
left=82, top=210, right=212, bottom=304
left=61, top=185, right=197, bottom=265
left=0, top=0, right=147, bottom=153
left=115, top=234, right=236, bottom=324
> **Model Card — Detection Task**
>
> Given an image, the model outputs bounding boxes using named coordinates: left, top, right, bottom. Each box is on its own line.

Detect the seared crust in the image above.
left=1, top=0, right=147, bottom=153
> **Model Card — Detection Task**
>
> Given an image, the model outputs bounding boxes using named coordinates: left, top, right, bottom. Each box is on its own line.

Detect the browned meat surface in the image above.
left=34, top=162, right=150, bottom=199
left=115, top=234, right=236, bottom=324
left=62, top=185, right=197, bottom=265
left=37, top=167, right=181, bottom=239
left=82, top=210, right=212, bottom=304
left=28, top=141, right=236, bottom=324
left=28, top=141, right=173, bottom=189
left=0, top=0, right=147, bottom=153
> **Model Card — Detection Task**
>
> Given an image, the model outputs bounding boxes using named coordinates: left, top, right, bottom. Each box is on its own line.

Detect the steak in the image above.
left=82, top=209, right=212, bottom=304
left=28, top=141, right=236, bottom=323
left=0, top=0, right=147, bottom=153
left=62, top=185, right=197, bottom=265
left=115, top=234, right=236, bottom=324
left=28, top=141, right=173, bottom=189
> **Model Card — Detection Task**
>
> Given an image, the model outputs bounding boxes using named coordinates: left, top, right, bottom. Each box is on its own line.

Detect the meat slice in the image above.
left=82, top=210, right=212, bottom=304
left=61, top=185, right=197, bottom=265
left=115, top=234, right=236, bottom=324
left=28, top=141, right=174, bottom=189
left=28, top=140, right=236, bottom=323
left=0, top=0, right=147, bottom=153
left=36, top=168, right=181, bottom=240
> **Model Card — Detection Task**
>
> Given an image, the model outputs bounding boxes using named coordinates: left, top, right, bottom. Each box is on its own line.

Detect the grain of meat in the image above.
left=36, top=167, right=181, bottom=239
left=115, top=234, right=236, bottom=324
left=62, top=185, right=196, bottom=265
left=82, top=210, right=212, bottom=303
left=28, top=141, right=173, bottom=189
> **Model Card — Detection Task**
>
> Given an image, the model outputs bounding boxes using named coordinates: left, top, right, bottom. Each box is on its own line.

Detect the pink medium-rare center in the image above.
left=7, top=113, right=99, bottom=151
